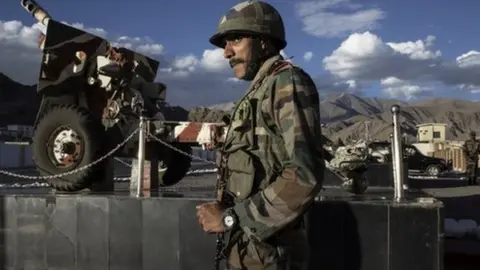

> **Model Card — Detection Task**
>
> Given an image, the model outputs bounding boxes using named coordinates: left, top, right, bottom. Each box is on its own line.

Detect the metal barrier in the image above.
left=133, top=116, right=146, bottom=197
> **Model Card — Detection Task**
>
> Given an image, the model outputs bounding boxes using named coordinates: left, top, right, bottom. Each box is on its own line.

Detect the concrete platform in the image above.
left=415, top=182, right=480, bottom=256
left=0, top=189, right=443, bottom=270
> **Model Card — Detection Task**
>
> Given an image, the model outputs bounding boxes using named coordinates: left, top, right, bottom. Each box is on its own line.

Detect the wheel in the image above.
left=158, top=143, right=192, bottom=186
left=32, top=105, right=106, bottom=191
left=426, top=165, right=441, bottom=177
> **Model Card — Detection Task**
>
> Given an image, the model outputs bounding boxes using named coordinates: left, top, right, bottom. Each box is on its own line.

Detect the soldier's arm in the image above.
left=231, top=67, right=324, bottom=241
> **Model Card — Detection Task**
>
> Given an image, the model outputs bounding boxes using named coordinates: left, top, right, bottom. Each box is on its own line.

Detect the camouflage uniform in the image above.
left=209, top=2, right=325, bottom=269
left=463, top=131, right=480, bottom=185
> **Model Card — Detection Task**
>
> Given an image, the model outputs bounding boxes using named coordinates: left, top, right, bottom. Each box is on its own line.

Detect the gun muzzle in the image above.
left=20, top=0, right=51, bottom=27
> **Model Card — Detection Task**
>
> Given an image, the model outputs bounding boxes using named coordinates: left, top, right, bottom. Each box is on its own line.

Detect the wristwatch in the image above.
left=222, top=208, right=238, bottom=231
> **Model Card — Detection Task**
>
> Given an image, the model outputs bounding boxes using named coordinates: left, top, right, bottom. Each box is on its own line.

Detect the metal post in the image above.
left=136, top=116, right=146, bottom=197
left=390, top=133, right=396, bottom=184
left=391, top=105, right=405, bottom=202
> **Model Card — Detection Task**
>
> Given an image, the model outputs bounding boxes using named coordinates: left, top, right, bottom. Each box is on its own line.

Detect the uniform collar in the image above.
left=245, top=54, right=284, bottom=94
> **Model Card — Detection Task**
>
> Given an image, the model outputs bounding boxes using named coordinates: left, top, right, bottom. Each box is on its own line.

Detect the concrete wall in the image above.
left=0, top=194, right=443, bottom=270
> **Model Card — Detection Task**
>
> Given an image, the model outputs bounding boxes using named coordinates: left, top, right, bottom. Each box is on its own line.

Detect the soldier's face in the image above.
left=223, top=35, right=255, bottom=80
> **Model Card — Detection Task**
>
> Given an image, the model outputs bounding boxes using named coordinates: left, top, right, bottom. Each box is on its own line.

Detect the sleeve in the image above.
left=231, top=67, right=325, bottom=241
left=462, top=141, right=468, bottom=154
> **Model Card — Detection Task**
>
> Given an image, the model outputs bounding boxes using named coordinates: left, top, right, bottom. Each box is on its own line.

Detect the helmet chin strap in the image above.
left=241, top=39, right=271, bottom=81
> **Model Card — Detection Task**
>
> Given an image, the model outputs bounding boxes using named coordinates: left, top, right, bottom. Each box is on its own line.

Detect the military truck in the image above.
left=19, top=0, right=218, bottom=191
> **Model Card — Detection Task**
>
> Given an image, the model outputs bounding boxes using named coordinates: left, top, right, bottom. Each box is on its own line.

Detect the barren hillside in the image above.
left=0, top=73, right=40, bottom=125
left=202, top=92, right=480, bottom=143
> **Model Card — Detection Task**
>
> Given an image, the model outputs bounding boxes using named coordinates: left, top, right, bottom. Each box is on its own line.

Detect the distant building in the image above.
left=416, top=123, right=447, bottom=142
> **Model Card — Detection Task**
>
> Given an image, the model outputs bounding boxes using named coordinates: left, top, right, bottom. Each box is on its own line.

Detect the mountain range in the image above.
left=1, top=72, right=480, bottom=142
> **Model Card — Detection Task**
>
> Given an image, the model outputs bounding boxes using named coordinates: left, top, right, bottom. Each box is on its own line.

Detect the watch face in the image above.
left=224, top=215, right=234, bottom=227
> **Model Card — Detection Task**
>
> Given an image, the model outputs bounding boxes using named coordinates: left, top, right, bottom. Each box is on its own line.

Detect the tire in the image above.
left=32, top=105, right=106, bottom=191
left=426, top=165, right=441, bottom=177
left=158, top=143, right=192, bottom=186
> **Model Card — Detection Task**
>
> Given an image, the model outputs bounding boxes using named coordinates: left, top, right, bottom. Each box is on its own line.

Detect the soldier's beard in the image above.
left=229, top=58, right=260, bottom=81
left=242, top=61, right=261, bottom=81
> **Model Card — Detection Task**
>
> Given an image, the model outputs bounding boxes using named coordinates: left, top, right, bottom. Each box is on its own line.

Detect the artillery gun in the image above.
left=20, top=0, right=197, bottom=191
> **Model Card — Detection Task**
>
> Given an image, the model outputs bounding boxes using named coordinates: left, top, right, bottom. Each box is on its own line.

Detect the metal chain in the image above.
left=0, top=127, right=140, bottom=180
left=0, top=126, right=219, bottom=187
left=112, top=131, right=219, bottom=181
left=114, top=157, right=132, bottom=168
left=146, top=131, right=217, bottom=165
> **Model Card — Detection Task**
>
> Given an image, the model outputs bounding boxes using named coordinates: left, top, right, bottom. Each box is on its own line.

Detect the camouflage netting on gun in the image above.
left=329, top=146, right=368, bottom=172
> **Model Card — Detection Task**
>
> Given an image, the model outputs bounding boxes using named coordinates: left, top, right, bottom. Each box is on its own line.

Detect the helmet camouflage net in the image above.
left=209, top=1, right=287, bottom=50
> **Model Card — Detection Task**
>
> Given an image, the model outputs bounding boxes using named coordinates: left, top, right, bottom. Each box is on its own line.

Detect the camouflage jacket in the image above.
left=463, top=138, right=480, bottom=160
left=221, top=54, right=325, bottom=242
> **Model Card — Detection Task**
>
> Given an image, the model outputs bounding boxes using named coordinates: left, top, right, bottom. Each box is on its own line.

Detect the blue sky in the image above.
left=1, top=0, right=479, bottom=106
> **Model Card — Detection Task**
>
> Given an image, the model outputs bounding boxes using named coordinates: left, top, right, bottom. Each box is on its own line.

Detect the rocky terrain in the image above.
left=191, top=93, right=480, bottom=143
left=0, top=73, right=40, bottom=125
left=2, top=72, right=480, bottom=143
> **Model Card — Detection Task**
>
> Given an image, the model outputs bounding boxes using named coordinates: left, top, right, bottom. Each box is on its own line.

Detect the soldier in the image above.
left=196, top=1, right=325, bottom=269
left=463, top=131, right=480, bottom=185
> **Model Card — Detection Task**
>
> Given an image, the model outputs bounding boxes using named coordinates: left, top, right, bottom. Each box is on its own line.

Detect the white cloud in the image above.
left=61, top=22, right=107, bottom=38
left=458, top=83, right=480, bottom=93
left=456, top=51, right=480, bottom=68
left=303, top=51, right=314, bottom=62
left=295, top=0, right=386, bottom=38
left=380, top=77, right=433, bottom=99
left=380, top=76, right=405, bottom=86
left=323, top=31, right=480, bottom=98
left=312, top=75, right=362, bottom=94
left=111, top=35, right=164, bottom=56
left=383, top=85, right=432, bottom=100
left=386, top=35, right=441, bottom=60
left=226, top=77, right=242, bottom=83
left=172, top=54, right=198, bottom=71
left=199, top=49, right=229, bottom=72
left=162, top=48, right=229, bottom=76
left=0, top=20, right=44, bottom=84
left=136, top=44, right=164, bottom=55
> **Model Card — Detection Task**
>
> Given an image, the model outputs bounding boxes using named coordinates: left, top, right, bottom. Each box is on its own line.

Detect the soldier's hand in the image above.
left=196, top=201, right=225, bottom=233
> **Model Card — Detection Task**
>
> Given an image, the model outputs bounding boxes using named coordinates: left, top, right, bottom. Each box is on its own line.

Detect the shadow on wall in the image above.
left=306, top=201, right=362, bottom=270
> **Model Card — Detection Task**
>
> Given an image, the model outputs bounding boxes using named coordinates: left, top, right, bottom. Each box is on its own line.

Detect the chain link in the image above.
left=0, top=127, right=140, bottom=180
left=114, top=157, right=132, bottom=168
left=146, top=131, right=217, bottom=165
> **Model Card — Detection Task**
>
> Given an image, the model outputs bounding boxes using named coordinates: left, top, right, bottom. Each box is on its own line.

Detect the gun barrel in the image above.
left=20, top=0, right=51, bottom=27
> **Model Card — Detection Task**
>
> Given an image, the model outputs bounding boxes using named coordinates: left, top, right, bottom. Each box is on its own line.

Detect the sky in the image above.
left=1, top=0, right=480, bottom=108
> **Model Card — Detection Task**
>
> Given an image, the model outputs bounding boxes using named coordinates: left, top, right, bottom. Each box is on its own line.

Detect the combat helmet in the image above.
left=209, top=1, right=287, bottom=50
left=470, top=130, right=476, bottom=137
